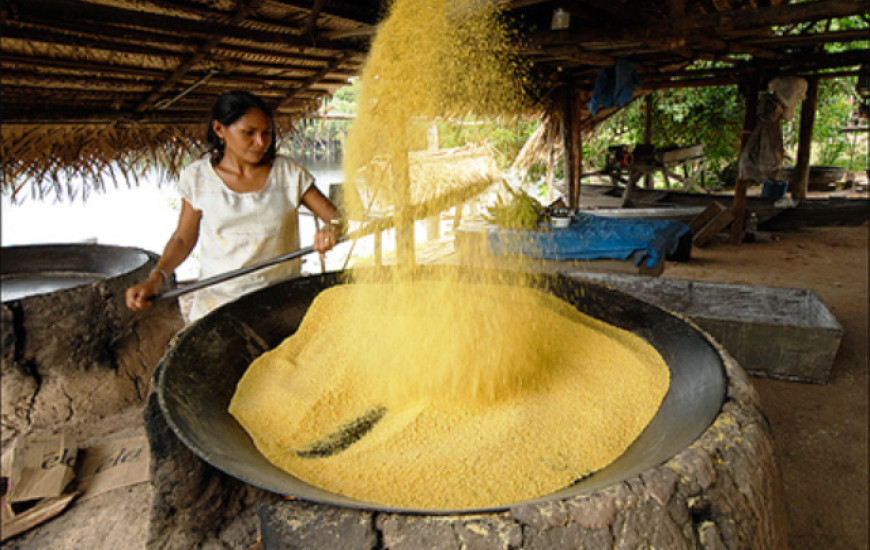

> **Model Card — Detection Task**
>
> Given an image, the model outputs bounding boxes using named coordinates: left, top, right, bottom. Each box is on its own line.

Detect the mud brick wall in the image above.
left=144, top=387, right=277, bottom=550
left=1, top=254, right=184, bottom=444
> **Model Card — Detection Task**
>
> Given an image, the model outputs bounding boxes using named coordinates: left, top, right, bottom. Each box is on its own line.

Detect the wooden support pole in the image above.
left=426, top=123, right=440, bottom=241
left=730, top=75, right=760, bottom=245
left=427, top=215, right=441, bottom=242
left=546, top=120, right=557, bottom=203
left=374, top=230, right=383, bottom=266
left=644, top=93, right=654, bottom=189
left=561, top=87, right=577, bottom=209
left=393, top=125, right=415, bottom=269
left=571, top=91, right=584, bottom=208
left=791, top=77, right=819, bottom=200
left=561, top=87, right=583, bottom=209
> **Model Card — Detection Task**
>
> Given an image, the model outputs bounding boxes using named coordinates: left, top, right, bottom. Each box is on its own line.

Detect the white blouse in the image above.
left=176, top=154, right=314, bottom=320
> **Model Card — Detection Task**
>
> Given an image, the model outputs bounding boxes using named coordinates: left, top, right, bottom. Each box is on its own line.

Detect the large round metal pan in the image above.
left=157, top=268, right=726, bottom=514
left=1, top=244, right=151, bottom=302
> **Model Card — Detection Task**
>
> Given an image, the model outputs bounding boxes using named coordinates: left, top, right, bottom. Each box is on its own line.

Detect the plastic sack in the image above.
left=768, top=76, right=807, bottom=121
left=738, top=94, right=785, bottom=181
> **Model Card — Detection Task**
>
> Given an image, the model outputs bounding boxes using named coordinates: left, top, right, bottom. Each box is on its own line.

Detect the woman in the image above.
left=126, top=91, right=344, bottom=320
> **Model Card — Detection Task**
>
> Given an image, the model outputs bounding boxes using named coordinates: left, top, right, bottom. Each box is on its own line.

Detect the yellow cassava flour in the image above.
left=229, top=281, right=670, bottom=509
left=230, top=0, right=669, bottom=510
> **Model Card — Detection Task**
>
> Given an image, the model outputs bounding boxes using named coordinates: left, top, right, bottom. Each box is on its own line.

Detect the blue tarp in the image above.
left=487, top=212, right=691, bottom=268
left=588, top=59, right=642, bottom=116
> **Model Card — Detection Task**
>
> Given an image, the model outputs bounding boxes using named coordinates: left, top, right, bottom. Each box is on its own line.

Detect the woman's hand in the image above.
left=126, top=199, right=200, bottom=312
left=313, top=227, right=340, bottom=256
left=125, top=272, right=164, bottom=311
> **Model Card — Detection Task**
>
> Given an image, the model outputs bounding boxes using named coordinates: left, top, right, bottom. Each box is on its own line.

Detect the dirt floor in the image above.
left=3, top=221, right=867, bottom=549
left=666, top=222, right=869, bottom=550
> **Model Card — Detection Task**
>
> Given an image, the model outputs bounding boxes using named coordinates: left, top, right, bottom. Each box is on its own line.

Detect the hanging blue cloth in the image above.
left=588, top=59, right=642, bottom=116
left=487, top=212, right=690, bottom=268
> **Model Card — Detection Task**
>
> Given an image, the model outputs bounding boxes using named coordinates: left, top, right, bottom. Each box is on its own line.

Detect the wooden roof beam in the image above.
left=563, top=1, right=634, bottom=22
left=135, top=0, right=266, bottom=113
left=142, top=0, right=381, bottom=27
left=303, top=0, right=329, bottom=43
left=274, top=52, right=351, bottom=110
left=643, top=49, right=869, bottom=87
left=724, top=42, right=781, bottom=60
left=2, top=102, right=334, bottom=126
left=687, top=0, right=869, bottom=35
left=0, top=54, right=356, bottom=89
left=523, top=45, right=616, bottom=66
left=642, top=67, right=862, bottom=91
left=320, top=26, right=377, bottom=40
left=1, top=21, right=366, bottom=67
left=533, top=0, right=869, bottom=46
left=269, top=0, right=382, bottom=26
left=664, top=0, right=686, bottom=18
left=501, top=0, right=550, bottom=9
left=745, top=28, right=870, bottom=48
left=3, top=0, right=361, bottom=51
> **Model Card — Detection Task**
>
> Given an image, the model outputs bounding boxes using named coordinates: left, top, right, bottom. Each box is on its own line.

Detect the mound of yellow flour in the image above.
left=229, top=282, right=670, bottom=509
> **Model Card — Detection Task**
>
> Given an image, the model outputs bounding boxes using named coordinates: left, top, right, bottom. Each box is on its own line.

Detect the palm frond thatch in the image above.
left=1, top=124, right=210, bottom=202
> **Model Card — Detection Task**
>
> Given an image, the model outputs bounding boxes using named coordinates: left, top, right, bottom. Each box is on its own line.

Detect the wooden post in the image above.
left=792, top=77, right=819, bottom=200
left=730, top=75, right=760, bottom=245
left=374, top=230, right=383, bottom=266
left=562, top=86, right=583, bottom=210
left=426, top=123, right=440, bottom=241
left=572, top=91, right=584, bottom=208
left=643, top=93, right=654, bottom=189
left=393, top=126, right=415, bottom=269
left=546, top=121, right=557, bottom=203
left=427, top=215, right=440, bottom=242
left=561, top=87, right=577, bottom=209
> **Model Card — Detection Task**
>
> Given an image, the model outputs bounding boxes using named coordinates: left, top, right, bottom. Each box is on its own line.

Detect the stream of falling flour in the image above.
left=229, top=0, right=671, bottom=509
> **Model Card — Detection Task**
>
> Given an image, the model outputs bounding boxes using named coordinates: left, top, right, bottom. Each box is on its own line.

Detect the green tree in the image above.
left=782, top=77, right=865, bottom=170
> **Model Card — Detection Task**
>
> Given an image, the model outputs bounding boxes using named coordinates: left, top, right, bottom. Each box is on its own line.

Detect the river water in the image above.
left=1, top=156, right=349, bottom=280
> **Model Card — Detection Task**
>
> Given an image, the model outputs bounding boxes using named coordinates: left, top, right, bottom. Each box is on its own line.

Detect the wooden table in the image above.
left=604, top=144, right=706, bottom=207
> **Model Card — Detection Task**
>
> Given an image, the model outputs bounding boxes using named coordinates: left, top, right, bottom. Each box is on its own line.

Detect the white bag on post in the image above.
left=738, top=93, right=785, bottom=181
left=768, top=76, right=808, bottom=121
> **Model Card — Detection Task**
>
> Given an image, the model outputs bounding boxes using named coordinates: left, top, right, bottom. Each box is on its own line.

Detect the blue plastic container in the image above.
left=761, top=179, right=788, bottom=200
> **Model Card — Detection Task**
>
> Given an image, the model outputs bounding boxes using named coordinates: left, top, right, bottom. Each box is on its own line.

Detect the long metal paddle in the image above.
left=147, top=177, right=497, bottom=302
left=149, top=237, right=348, bottom=302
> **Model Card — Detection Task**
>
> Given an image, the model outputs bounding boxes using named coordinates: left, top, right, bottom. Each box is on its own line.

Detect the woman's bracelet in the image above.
left=326, top=218, right=347, bottom=237
left=151, top=268, right=171, bottom=286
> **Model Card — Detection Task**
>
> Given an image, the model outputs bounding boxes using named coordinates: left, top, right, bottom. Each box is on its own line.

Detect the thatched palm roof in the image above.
left=2, top=0, right=382, bottom=198
left=2, top=0, right=867, bottom=199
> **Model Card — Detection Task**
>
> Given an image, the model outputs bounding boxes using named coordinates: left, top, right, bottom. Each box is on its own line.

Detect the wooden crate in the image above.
left=566, top=273, right=843, bottom=383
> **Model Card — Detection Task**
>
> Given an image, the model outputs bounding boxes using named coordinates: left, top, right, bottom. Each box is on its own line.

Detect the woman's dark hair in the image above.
left=206, top=91, right=276, bottom=164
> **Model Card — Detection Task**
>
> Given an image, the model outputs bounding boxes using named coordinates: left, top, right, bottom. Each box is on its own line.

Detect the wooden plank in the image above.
left=660, top=144, right=704, bottom=163
left=0, top=493, right=78, bottom=542
left=694, top=208, right=735, bottom=247
left=689, top=201, right=727, bottom=234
